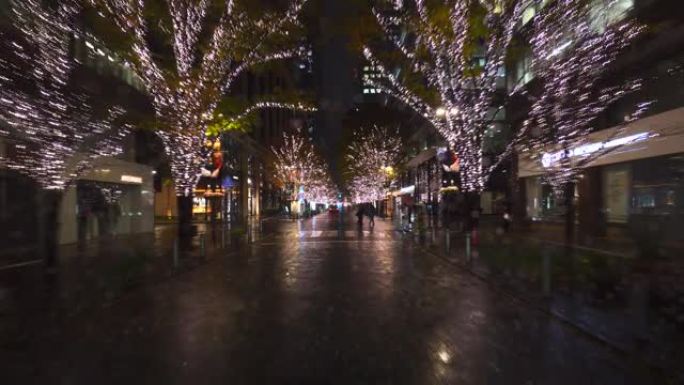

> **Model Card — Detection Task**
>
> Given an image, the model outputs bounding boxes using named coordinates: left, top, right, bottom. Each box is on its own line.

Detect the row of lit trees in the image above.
left=87, top=0, right=315, bottom=229
left=272, top=130, right=336, bottom=207
left=345, top=126, right=402, bottom=204
left=0, top=0, right=314, bottom=264
left=365, top=0, right=646, bottom=196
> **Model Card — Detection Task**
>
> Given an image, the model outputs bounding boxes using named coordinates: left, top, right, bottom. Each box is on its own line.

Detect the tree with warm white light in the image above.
left=88, top=0, right=313, bottom=230
left=520, top=0, right=646, bottom=189
left=272, top=130, right=335, bottom=212
left=346, top=126, right=402, bottom=204
left=0, top=0, right=129, bottom=266
left=518, top=0, right=646, bottom=241
left=365, top=0, right=524, bottom=192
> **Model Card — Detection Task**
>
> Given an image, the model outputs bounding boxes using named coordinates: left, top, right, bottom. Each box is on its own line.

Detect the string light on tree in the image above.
left=520, top=0, right=649, bottom=190
left=272, top=129, right=335, bottom=205
left=229, top=102, right=317, bottom=125
left=0, top=0, right=130, bottom=267
left=346, top=126, right=402, bottom=204
left=0, top=0, right=129, bottom=191
left=365, top=0, right=525, bottom=192
left=88, top=0, right=312, bottom=197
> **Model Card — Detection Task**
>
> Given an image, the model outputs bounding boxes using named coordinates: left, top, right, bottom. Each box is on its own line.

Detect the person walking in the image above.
left=356, top=205, right=365, bottom=226
left=367, top=203, right=376, bottom=228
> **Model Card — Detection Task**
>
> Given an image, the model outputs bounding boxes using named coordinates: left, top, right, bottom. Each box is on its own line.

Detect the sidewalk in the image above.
left=0, top=222, right=269, bottom=337
left=399, top=220, right=684, bottom=382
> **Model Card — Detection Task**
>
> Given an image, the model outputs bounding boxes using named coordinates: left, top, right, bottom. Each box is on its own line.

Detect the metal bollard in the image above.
left=542, top=248, right=552, bottom=297
left=445, top=229, right=451, bottom=253
left=173, top=238, right=179, bottom=269
left=465, top=232, right=472, bottom=263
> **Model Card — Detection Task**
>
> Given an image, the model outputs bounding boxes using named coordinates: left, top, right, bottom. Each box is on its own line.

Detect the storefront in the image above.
left=60, top=157, right=155, bottom=244
left=519, top=107, right=684, bottom=238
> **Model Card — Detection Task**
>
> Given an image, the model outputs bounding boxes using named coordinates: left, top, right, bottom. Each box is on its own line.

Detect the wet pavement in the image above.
left=1, top=213, right=667, bottom=384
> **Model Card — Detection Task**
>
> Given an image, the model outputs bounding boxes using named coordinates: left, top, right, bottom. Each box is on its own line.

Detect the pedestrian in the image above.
left=367, top=203, right=376, bottom=227
left=502, top=204, right=512, bottom=233
left=356, top=205, right=364, bottom=226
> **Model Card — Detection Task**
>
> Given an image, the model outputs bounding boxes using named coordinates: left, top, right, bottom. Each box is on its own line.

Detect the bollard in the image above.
left=465, top=232, right=472, bottom=263
left=445, top=229, right=451, bottom=253
left=542, top=248, right=551, bottom=297
left=173, top=238, right=179, bottom=269
left=432, top=227, right=436, bottom=244
left=200, top=233, right=206, bottom=258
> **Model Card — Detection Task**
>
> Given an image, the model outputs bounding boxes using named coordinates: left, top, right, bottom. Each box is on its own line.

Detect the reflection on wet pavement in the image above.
left=1, top=215, right=664, bottom=384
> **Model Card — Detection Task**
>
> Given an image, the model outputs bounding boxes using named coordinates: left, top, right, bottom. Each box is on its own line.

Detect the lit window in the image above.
left=522, top=5, right=535, bottom=25
left=590, top=0, right=634, bottom=32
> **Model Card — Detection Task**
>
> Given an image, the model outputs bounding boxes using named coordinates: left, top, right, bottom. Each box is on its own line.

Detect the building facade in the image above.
left=513, top=0, right=684, bottom=245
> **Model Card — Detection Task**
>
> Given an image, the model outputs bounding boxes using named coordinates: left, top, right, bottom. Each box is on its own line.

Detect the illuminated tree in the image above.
left=346, top=126, right=402, bottom=203
left=88, top=0, right=312, bottom=228
left=365, top=0, right=524, bottom=192
left=520, top=0, right=647, bottom=189
left=0, top=0, right=128, bottom=189
left=0, top=0, right=129, bottom=266
left=272, top=129, right=334, bottom=208
left=518, top=0, right=646, bottom=242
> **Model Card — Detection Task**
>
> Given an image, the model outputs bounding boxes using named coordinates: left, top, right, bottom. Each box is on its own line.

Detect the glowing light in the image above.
left=438, top=350, right=451, bottom=364
left=0, top=0, right=129, bottom=191
left=541, top=132, right=650, bottom=168
left=121, top=175, right=143, bottom=184
left=366, top=0, right=526, bottom=192
left=546, top=40, right=573, bottom=59
left=88, top=0, right=311, bottom=197
left=346, top=126, right=402, bottom=203
left=272, top=130, right=336, bottom=205
left=519, top=0, right=645, bottom=189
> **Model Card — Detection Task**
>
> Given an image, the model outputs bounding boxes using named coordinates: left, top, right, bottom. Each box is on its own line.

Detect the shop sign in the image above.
left=121, top=175, right=143, bottom=184
left=541, top=132, right=650, bottom=168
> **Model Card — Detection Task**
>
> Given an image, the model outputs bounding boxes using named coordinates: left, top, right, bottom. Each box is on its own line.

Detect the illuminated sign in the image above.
left=391, top=185, right=416, bottom=197
left=542, top=132, right=650, bottom=168
left=121, top=175, right=143, bottom=184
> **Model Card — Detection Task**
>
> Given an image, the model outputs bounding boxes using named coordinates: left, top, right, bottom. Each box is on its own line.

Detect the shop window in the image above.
left=589, top=0, right=634, bottom=33
left=525, top=176, right=578, bottom=221
left=509, top=49, right=534, bottom=92
left=631, top=154, right=684, bottom=218
left=525, top=177, right=542, bottom=220
left=522, top=5, right=536, bottom=26
left=520, top=0, right=551, bottom=27
left=602, top=164, right=631, bottom=223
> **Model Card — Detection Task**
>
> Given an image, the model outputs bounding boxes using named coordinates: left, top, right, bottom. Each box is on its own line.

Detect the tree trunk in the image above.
left=38, top=189, right=63, bottom=271
left=564, top=182, right=575, bottom=246
left=177, top=195, right=194, bottom=237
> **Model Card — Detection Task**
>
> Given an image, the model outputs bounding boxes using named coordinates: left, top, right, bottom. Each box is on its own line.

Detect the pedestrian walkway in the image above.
left=0, top=222, right=259, bottom=330
left=1, top=214, right=664, bottom=384
left=401, top=222, right=684, bottom=382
